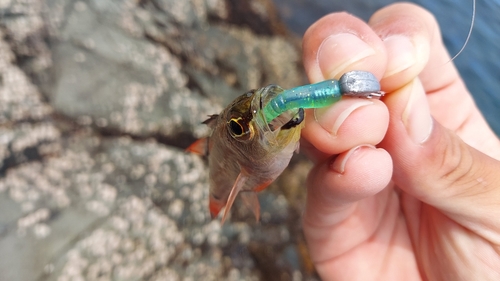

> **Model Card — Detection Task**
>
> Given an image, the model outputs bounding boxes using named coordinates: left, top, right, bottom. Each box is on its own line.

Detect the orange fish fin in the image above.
left=241, top=192, right=260, bottom=222
left=221, top=172, right=248, bottom=224
left=203, top=114, right=219, bottom=129
left=253, top=179, right=272, bottom=192
left=209, top=197, right=224, bottom=219
left=186, top=138, right=209, bottom=155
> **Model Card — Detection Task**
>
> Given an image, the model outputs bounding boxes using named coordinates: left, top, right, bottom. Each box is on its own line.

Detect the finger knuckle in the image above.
left=436, top=132, right=475, bottom=190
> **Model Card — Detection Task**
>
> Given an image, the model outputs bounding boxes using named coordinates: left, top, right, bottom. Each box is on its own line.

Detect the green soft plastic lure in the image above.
left=262, top=70, right=384, bottom=123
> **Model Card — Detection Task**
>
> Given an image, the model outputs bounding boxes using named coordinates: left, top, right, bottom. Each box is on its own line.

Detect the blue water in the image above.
left=273, top=0, right=500, bottom=136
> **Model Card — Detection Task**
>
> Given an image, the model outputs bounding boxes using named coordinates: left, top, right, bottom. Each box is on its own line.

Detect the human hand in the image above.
left=300, top=3, right=500, bottom=280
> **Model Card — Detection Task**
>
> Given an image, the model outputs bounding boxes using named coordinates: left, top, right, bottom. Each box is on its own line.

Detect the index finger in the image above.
left=301, top=12, right=389, bottom=157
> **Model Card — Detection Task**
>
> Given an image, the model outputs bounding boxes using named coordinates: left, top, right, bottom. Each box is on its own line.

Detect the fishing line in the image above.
left=446, top=0, right=476, bottom=63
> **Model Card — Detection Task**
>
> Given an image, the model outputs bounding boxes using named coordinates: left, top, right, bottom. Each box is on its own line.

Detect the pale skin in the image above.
left=300, top=3, right=500, bottom=281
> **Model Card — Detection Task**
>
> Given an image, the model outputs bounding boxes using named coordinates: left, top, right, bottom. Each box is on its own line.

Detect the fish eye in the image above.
left=228, top=118, right=252, bottom=140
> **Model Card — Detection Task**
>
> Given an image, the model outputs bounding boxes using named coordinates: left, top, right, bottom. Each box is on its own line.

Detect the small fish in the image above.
left=188, top=71, right=383, bottom=223
left=188, top=84, right=305, bottom=223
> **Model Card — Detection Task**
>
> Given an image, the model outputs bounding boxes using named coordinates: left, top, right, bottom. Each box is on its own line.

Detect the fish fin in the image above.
left=203, top=114, right=219, bottom=129
left=221, top=172, right=248, bottom=224
left=209, top=196, right=225, bottom=219
left=186, top=138, right=209, bottom=155
left=187, top=114, right=217, bottom=155
left=253, top=179, right=273, bottom=192
left=241, top=192, right=260, bottom=222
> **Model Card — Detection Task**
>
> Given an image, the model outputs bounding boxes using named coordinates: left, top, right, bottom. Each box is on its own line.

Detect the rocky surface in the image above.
left=0, top=0, right=316, bottom=280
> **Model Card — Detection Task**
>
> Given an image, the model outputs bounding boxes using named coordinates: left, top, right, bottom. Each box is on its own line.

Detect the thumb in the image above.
left=381, top=78, right=500, bottom=244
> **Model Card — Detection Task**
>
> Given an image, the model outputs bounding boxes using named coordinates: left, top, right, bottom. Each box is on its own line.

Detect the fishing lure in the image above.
left=262, top=70, right=383, bottom=125
left=188, top=70, right=383, bottom=224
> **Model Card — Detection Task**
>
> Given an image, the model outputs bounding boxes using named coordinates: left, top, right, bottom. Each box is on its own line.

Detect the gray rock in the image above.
left=0, top=31, right=60, bottom=174
left=0, top=134, right=247, bottom=280
left=0, top=0, right=315, bottom=280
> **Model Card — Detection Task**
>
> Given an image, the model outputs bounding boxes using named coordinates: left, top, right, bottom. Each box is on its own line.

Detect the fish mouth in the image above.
left=253, top=85, right=304, bottom=131
left=280, top=108, right=304, bottom=129
left=255, top=84, right=283, bottom=110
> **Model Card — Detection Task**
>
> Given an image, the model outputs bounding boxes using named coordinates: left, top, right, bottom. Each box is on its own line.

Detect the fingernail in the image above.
left=383, top=35, right=417, bottom=77
left=331, top=144, right=376, bottom=174
left=402, top=79, right=433, bottom=144
left=318, top=33, right=376, bottom=79
left=315, top=100, right=373, bottom=136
